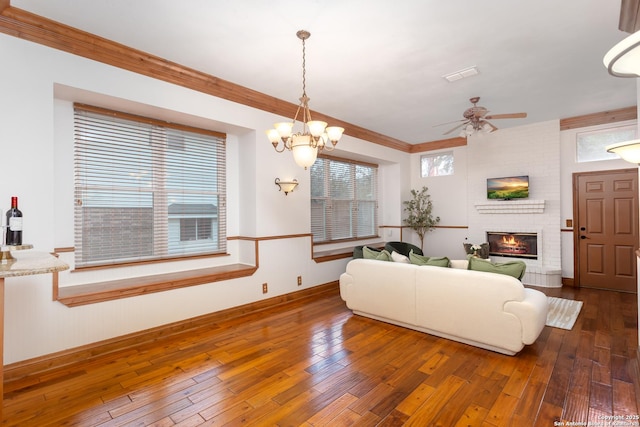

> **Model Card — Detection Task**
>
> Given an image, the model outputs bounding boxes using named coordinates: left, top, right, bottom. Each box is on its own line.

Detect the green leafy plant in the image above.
left=403, top=186, right=440, bottom=251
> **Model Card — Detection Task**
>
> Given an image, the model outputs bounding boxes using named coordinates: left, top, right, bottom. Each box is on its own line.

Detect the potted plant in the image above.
left=403, top=186, right=440, bottom=251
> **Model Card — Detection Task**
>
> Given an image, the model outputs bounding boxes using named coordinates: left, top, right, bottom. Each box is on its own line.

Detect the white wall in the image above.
left=0, top=33, right=409, bottom=364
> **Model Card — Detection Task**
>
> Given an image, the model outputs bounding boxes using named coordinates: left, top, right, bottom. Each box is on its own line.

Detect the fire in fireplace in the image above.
left=486, top=232, right=538, bottom=259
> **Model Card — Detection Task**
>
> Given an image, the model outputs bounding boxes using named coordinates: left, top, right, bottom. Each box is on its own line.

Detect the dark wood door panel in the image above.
left=575, top=169, right=638, bottom=293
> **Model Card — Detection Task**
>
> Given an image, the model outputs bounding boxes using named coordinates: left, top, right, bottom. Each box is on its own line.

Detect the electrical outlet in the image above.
left=262, top=283, right=268, bottom=294
left=297, top=276, right=302, bottom=286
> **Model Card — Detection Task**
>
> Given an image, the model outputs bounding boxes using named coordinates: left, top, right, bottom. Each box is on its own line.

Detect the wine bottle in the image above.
left=5, top=196, right=22, bottom=246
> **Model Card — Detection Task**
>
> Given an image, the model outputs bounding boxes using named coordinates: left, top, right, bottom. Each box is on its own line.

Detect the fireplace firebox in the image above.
left=486, top=232, right=538, bottom=259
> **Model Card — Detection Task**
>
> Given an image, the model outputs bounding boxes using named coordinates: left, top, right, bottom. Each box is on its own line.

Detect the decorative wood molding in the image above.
left=559, top=106, right=637, bottom=131
left=410, top=137, right=467, bottom=153
left=5, top=281, right=340, bottom=383
left=0, top=0, right=9, bottom=14
left=0, top=7, right=411, bottom=153
left=620, top=0, right=640, bottom=33
left=57, top=264, right=258, bottom=307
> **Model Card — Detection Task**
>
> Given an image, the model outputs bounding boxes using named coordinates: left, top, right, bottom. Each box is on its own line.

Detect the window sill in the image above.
left=312, top=241, right=384, bottom=263
left=57, top=263, right=257, bottom=307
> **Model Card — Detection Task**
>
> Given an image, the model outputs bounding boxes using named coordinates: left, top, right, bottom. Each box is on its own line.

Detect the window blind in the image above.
left=310, top=156, right=378, bottom=243
left=73, top=104, right=226, bottom=267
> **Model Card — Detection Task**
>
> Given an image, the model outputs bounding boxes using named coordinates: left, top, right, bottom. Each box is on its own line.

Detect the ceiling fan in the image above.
left=437, top=97, right=527, bottom=137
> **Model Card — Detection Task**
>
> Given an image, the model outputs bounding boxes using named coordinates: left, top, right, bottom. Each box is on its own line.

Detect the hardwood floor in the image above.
left=2, top=285, right=638, bottom=426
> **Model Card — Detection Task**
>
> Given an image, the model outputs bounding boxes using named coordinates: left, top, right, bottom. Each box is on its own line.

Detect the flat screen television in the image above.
left=487, top=175, right=529, bottom=200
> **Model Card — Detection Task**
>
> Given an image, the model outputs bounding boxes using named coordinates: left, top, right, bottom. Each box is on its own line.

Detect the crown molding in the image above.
left=0, top=6, right=635, bottom=155
left=559, top=106, right=637, bottom=131
left=0, top=6, right=412, bottom=153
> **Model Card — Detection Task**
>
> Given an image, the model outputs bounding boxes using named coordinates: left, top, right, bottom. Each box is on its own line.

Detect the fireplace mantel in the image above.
left=475, top=199, right=545, bottom=214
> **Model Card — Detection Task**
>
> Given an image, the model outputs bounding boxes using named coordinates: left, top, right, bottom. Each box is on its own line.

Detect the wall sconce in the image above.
left=606, top=140, right=640, bottom=164
left=603, top=30, right=640, bottom=77
left=275, top=178, right=298, bottom=195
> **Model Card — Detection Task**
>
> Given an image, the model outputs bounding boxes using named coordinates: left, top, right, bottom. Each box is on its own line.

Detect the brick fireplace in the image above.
left=465, top=121, right=562, bottom=288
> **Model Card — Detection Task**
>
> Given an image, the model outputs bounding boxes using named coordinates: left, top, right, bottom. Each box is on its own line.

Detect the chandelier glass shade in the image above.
left=606, top=139, right=640, bottom=164
left=266, top=30, right=344, bottom=169
left=603, top=30, right=640, bottom=78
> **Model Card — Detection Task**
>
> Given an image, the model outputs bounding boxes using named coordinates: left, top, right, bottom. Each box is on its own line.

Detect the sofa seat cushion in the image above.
left=467, top=257, right=526, bottom=280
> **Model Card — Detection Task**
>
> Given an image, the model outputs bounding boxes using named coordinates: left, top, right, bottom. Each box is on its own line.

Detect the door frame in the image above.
left=572, top=167, right=639, bottom=289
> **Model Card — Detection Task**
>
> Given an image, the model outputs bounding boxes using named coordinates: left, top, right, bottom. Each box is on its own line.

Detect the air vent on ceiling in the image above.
left=442, top=66, right=479, bottom=82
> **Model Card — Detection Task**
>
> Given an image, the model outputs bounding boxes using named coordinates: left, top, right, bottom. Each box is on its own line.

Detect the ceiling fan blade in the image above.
left=484, top=112, right=527, bottom=120
left=433, top=118, right=465, bottom=127
left=443, top=121, right=469, bottom=135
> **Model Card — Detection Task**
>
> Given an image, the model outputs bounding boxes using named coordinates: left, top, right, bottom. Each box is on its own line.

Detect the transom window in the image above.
left=576, top=124, right=637, bottom=163
left=311, top=156, right=378, bottom=243
left=73, top=104, right=226, bottom=267
left=421, top=151, right=454, bottom=177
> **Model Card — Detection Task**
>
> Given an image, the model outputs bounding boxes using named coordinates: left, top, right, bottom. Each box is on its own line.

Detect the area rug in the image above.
left=546, top=297, right=583, bottom=330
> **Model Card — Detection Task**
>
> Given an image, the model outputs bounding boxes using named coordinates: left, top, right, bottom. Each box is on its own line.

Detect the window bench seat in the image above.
left=57, top=263, right=257, bottom=307
left=312, top=242, right=384, bottom=263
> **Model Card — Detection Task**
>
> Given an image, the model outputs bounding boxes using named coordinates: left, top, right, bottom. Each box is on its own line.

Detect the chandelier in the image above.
left=266, top=30, right=344, bottom=169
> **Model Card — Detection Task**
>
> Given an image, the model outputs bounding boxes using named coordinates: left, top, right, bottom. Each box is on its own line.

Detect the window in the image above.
left=73, top=104, right=226, bottom=267
left=576, top=124, right=637, bottom=162
left=310, top=156, right=378, bottom=243
left=421, top=151, right=454, bottom=177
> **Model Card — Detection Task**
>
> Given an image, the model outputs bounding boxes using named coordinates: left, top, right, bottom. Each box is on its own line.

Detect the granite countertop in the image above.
left=0, top=250, right=69, bottom=278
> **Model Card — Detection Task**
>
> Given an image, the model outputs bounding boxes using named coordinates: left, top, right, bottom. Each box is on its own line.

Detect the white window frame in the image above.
left=421, top=151, right=454, bottom=177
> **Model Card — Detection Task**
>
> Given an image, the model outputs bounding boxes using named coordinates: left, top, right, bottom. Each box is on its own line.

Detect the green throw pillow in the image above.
left=409, top=250, right=430, bottom=265
left=363, top=246, right=392, bottom=261
left=425, top=256, right=451, bottom=267
left=467, top=257, right=526, bottom=280
left=409, top=250, right=450, bottom=267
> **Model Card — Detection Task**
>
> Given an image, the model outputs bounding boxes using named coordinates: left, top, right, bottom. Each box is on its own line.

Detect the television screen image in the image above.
left=487, top=176, right=529, bottom=200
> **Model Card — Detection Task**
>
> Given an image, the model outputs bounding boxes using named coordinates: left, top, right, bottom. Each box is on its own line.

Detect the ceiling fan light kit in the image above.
left=603, top=29, right=640, bottom=77
left=266, top=30, right=344, bottom=169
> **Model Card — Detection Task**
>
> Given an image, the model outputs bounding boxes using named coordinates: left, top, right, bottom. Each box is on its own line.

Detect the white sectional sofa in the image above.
left=339, top=258, right=548, bottom=355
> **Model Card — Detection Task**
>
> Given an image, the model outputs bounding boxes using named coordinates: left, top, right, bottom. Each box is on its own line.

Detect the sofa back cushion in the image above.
left=341, top=259, right=417, bottom=325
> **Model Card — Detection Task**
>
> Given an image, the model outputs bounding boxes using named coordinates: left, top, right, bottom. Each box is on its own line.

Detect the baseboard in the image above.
left=4, top=281, right=340, bottom=384
left=562, top=277, right=575, bottom=287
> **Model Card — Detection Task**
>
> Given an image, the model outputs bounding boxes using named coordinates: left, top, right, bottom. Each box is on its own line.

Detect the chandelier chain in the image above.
left=301, top=36, right=306, bottom=97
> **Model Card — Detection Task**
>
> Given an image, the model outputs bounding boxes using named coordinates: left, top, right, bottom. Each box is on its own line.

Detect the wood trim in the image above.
left=562, top=277, right=576, bottom=287
left=57, top=264, right=258, bottom=307
left=0, top=0, right=9, bottom=14
left=0, top=7, right=411, bottom=152
left=4, top=281, right=340, bottom=383
left=620, top=0, right=640, bottom=33
left=410, top=137, right=467, bottom=153
left=559, top=106, right=637, bottom=131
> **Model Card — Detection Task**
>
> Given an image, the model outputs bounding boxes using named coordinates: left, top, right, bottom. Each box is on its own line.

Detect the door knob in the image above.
left=580, top=235, right=587, bottom=239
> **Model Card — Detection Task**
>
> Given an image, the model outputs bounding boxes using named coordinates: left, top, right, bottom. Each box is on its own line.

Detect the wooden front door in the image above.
left=574, top=169, right=638, bottom=293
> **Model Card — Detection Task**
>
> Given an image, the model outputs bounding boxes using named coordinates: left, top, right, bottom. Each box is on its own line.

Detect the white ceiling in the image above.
left=11, top=0, right=638, bottom=144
